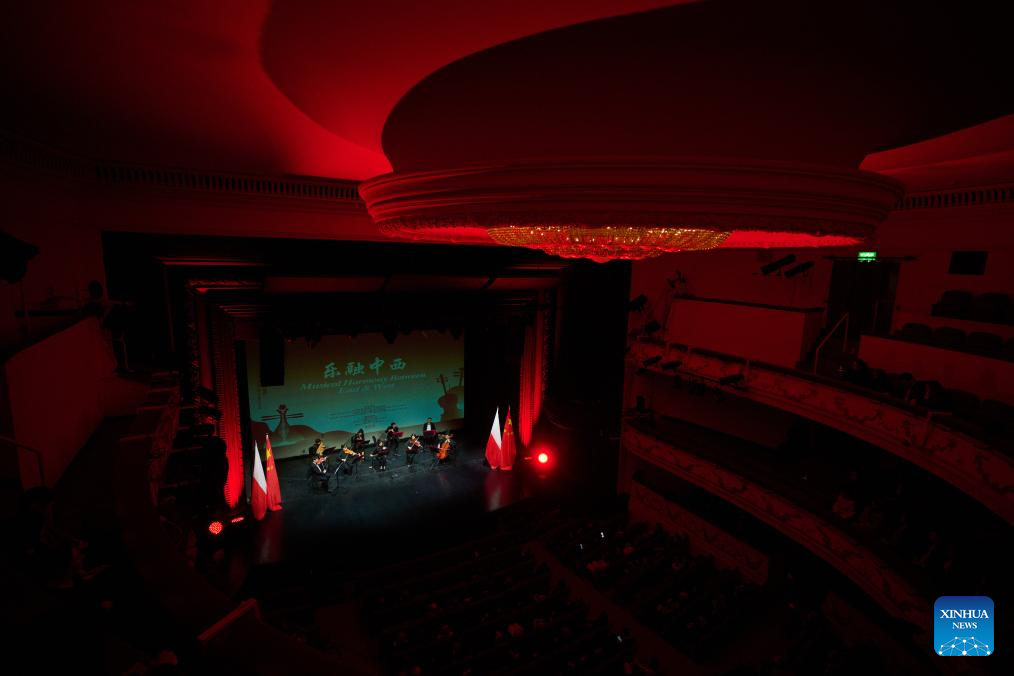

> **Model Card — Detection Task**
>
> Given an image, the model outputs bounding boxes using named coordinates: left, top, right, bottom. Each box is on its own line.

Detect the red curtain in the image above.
left=211, top=307, right=244, bottom=508
left=518, top=297, right=548, bottom=447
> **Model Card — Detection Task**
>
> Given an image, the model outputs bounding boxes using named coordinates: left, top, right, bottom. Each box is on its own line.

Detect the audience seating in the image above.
left=842, top=360, right=1013, bottom=451
left=966, top=330, right=1004, bottom=355
left=931, top=290, right=973, bottom=319
left=930, top=326, right=965, bottom=349
left=897, top=322, right=931, bottom=342
left=357, top=529, right=637, bottom=675
left=546, top=511, right=762, bottom=661
left=931, top=289, right=1014, bottom=325
left=971, top=292, right=1010, bottom=324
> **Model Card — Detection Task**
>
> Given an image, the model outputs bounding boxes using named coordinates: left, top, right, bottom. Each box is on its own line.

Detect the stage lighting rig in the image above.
left=784, top=261, right=815, bottom=279
left=760, top=254, right=796, bottom=276
left=627, top=294, right=648, bottom=312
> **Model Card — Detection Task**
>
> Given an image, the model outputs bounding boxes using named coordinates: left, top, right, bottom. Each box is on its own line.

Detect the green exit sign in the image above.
left=857, top=251, right=877, bottom=262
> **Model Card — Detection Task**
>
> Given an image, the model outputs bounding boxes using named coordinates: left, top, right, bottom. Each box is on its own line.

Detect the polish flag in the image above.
left=485, top=407, right=502, bottom=469
left=251, top=440, right=268, bottom=520
left=500, top=407, right=516, bottom=471
left=264, top=435, right=283, bottom=511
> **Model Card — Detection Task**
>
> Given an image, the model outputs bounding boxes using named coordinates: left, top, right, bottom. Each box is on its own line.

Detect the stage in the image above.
left=209, top=443, right=539, bottom=593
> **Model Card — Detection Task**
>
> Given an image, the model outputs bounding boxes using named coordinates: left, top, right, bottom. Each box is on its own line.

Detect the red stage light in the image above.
left=537, top=452, right=549, bottom=464
left=230, top=516, right=246, bottom=524
left=208, top=521, right=224, bottom=535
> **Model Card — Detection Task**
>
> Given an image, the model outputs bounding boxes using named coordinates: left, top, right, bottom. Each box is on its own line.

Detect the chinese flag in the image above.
left=264, top=435, right=283, bottom=511
left=251, top=440, right=268, bottom=520
left=500, top=407, right=516, bottom=471
left=485, top=407, right=502, bottom=469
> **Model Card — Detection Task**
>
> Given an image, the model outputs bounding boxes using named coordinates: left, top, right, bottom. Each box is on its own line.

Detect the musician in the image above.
left=351, top=428, right=366, bottom=451
left=309, top=438, right=324, bottom=457
left=385, top=421, right=401, bottom=448
left=309, top=453, right=329, bottom=491
left=422, top=417, right=437, bottom=448
left=434, top=432, right=453, bottom=465
left=404, top=434, right=422, bottom=465
left=373, top=440, right=389, bottom=471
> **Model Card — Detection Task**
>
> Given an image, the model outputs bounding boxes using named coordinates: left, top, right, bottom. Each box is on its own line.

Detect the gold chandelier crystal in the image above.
left=486, top=225, right=731, bottom=262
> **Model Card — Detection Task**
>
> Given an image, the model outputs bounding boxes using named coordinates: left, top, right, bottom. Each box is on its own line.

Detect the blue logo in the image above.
left=935, top=596, right=993, bottom=656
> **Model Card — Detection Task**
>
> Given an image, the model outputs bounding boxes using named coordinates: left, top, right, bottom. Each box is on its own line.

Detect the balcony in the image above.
left=628, top=340, right=1014, bottom=525
left=621, top=422, right=930, bottom=635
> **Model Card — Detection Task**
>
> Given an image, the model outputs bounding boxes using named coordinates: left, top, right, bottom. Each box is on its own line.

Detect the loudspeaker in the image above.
left=260, top=329, right=285, bottom=387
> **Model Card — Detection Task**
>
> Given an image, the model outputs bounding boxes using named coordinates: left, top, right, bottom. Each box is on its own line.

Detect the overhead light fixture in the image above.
left=760, top=254, right=796, bottom=275
left=359, top=161, right=902, bottom=262
left=784, top=261, right=815, bottom=279
left=487, top=225, right=729, bottom=263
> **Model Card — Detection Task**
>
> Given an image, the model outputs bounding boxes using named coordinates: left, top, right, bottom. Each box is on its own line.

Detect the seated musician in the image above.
left=385, top=421, right=402, bottom=448
left=309, top=438, right=324, bottom=456
left=435, top=432, right=453, bottom=464
left=338, top=446, right=360, bottom=474
left=404, top=434, right=422, bottom=464
left=308, top=454, right=328, bottom=484
left=351, top=428, right=366, bottom=451
left=373, top=440, right=389, bottom=471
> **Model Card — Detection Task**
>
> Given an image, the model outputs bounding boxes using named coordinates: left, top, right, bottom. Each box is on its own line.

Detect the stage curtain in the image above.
left=211, top=307, right=245, bottom=508
left=518, top=298, right=548, bottom=447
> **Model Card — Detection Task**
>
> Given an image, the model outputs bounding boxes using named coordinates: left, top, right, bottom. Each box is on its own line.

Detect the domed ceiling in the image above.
left=2, top=1, right=1012, bottom=258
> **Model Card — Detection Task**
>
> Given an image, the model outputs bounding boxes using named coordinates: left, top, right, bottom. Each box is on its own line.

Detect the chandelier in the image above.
left=359, top=160, right=903, bottom=262
left=486, top=225, right=730, bottom=262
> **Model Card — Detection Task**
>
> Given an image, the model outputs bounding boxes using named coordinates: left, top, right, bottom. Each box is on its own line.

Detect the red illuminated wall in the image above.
left=0, top=178, right=105, bottom=352
left=3, top=318, right=117, bottom=487
left=877, top=206, right=1014, bottom=333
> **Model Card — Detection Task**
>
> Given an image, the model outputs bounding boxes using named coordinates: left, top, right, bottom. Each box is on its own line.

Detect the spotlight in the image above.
left=718, top=373, right=745, bottom=386
left=784, top=261, right=814, bottom=279
left=641, top=355, right=662, bottom=368
left=760, top=254, right=796, bottom=275
left=642, top=320, right=661, bottom=334
left=627, top=294, right=648, bottom=312
left=537, top=452, right=549, bottom=464
left=208, top=521, right=224, bottom=536
left=660, top=360, right=683, bottom=371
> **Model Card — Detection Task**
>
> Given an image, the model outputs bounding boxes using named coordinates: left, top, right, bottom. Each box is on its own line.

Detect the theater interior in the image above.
left=1, top=2, right=1010, bottom=674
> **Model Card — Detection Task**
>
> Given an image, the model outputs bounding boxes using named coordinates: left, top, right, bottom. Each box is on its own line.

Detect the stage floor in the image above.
left=233, top=445, right=532, bottom=569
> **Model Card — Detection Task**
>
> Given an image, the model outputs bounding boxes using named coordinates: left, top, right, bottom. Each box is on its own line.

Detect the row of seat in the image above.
left=547, top=513, right=761, bottom=662
left=932, top=290, right=1013, bottom=325
left=842, top=361, right=1014, bottom=451
left=359, top=528, right=638, bottom=675
left=895, top=322, right=1014, bottom=360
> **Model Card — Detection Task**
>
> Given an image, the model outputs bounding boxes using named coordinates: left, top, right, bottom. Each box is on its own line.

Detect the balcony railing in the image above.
left=622, top=423, right=930, bottom=636
left=629, top=340, right=1014, bottom=525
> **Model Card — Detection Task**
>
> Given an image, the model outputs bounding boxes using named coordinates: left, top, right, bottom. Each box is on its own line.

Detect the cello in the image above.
left=436, top=433, right=452, bottom=461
